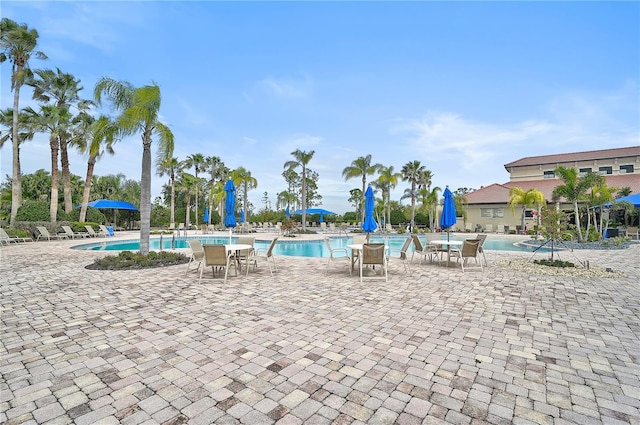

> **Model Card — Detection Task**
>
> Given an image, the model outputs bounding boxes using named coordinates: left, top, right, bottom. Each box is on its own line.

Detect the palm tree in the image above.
left=176, top=172, right=197, bottom=228
left=508, top=187, right=545, bottom=233
left=342, top=154, right=382, bottom=221
left=184, top=153, right=205, bottom=227
left=30, top=67, right=91, bottom=213
left=0, top=107, right=36, bottom=168
left=23, top=105, right=73, bottom=224
left=76, top=114, right=118, bottom=222
left=401, top=160, right=427, bottom=231
left=0, top=18, right=47, bottom=226
left=552, top=166, right=597, bottom=242
left=375, top=165, right=402, bottom=229
left=156, top=156, right=181, bottom=227
left=231, top=166, right=257, bottom=223
left=203, top=156, right=223, bottom=225
left=284, top=149, right=315, bottom=230
left=94, top=78, right=174, bottom=255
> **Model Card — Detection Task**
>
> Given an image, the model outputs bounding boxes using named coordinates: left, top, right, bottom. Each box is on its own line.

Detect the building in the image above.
left=461, top=146, right=640, bottom=232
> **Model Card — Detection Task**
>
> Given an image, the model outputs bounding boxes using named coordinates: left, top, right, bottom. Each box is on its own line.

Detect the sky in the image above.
left=1, top=1, right=638, bottom=215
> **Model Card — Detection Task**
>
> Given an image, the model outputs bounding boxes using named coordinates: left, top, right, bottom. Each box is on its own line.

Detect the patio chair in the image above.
left=389, top=236, right=412, bottom=276
left=412, top=234, right=438, bottom=264
left=62, top=225, right=88, bottom=239
left=235, top=236, right=256, bottom=275
left=199, top=244, right=236, bottom=283
left=0, top=228, right=33, bottom=245
left=324, top=237, right=351, bottom=276
left=186, top=239, right=205, bottom=275
left=36, top=226, right=68, bottom=241
left=250, top=237, right=279, bottom=275
left=450, top=239, right=483, bottom=272
left=626, top=226, right=639, bottom=240
left=350, top=234, right=369, bottom=270
left=360, top=243, right=387, bottom=282
left=475, top=234, right=488, bottom=266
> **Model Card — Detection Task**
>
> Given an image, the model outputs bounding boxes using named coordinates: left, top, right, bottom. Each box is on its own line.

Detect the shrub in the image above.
left=86, top=251, right=189, bottom=270
left=533, top=259, right=575, bottom=268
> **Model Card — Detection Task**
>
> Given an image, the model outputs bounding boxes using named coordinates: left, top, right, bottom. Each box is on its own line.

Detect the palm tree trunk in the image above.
left=79, top=157, right=96, bottom=222
left=10, top=81, right=22, bottom=227
left=574, top=201, right=584, bottom=242
left=170, top=174, right=176, bottom=226
left=50, top=136, right=59, bottom=225
left=60, top=137, right=73, bottom=213
left=139, top=135, right=152, bottom=255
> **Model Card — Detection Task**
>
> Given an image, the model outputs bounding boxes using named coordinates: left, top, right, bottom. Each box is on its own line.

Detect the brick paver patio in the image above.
left=1, top=233, right=639, bottom=424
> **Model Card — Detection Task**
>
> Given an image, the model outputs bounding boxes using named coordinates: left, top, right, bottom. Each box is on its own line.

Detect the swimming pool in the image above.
left=72, top=234, right=549, bottom=256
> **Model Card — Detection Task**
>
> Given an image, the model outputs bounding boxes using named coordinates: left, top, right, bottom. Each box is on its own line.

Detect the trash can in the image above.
left=606, top=228, right=618, bottom=238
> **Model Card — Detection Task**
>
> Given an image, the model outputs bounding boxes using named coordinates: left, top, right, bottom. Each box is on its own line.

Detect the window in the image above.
left=599, top=166, right=612, bottom=175
left=525, top=210, right=534, bottom=218
left=620, top=164, right=634, bottom=174
left=480, top=208, right=504, bottom=218
left=543, top=170, right=555, bottom=179
left=579, top=167, right=592, bottom=177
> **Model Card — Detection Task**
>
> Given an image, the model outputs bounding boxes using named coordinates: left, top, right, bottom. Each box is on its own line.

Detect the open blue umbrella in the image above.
left=240, top=209, right=245, bottom=223
left=224, top=179, right=237, bottom=228
left=441, top=186, right=457, bottom=241
left=203, top=207, right=209, bottom=224
left=285, top=206, right=290, bottom=219
left=362, top=186, right=378, bottom=233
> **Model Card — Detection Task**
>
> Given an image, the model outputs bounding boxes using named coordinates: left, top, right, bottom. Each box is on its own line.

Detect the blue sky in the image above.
left=1, top=1, right=638, bottom=215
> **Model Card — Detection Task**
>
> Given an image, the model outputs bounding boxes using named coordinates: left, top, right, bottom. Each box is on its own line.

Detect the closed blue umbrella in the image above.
left=224, top=179, right=237, bottom=228
left=362, top=186, right=377, bottom=233
left=203, top=207, right=209, bottom=224
left=285, top=206, right=290, bottom=219
left=319, top=211, right=324, bottom=223
left=441, top=186, right=457, bottom=242
left=240, top=209, right=245, bottom=223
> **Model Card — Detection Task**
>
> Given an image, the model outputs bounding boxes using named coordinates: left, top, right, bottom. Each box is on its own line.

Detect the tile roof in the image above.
left=504, top=146, right=640, bottom=168
left=465, top=174, right=640, bottom=204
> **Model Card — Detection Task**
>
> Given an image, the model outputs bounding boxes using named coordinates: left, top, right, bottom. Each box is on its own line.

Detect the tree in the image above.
left=23, top=104, right=73, bottom=224
left=203, top=156, right=224, bottom=225
left=75, top=114, right=118, bottom=222
left=30, top=67, right=91, bottom=213
left=176, top=172, right=196, bottom=228
left=375, top=165, right=401, bottom=229
left=401, top=160, right=427, bottom=231
left=94, top=78, right=174, bottom=255
left=231, top=166, right=257, bottom=223
left=156, top=156, right=181, bottom=227
left=552, top=166, right=597, bottom=243
left=342, top=154, right=382, bottom=221
left=184, top=153, right=206, bottom=227
left=508, top=187, right=545, bottom=233
left=0, top=18, right=47, bottom=226
left=284, top=149, right=314, bottom=230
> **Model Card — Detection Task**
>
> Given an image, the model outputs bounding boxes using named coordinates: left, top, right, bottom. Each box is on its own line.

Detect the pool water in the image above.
left=73, top=234, right=549, bottom=256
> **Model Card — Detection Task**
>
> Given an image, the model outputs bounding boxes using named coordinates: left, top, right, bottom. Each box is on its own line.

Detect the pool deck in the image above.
left=1, top=231, right=639, bottom=424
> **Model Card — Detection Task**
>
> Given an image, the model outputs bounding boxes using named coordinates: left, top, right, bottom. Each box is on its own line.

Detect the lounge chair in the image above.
left=0, top=228, right=33, bottom=245
left=36, top=226, right=68, bottom=241
left=186, top=240, right=205, bottom=275
left=199, top=244, right=236, bottom=283
left=359, top=243, right=387, bottom=282
left=98, top=225, right=113, bottom=237
left=496, top=224, right=505, bottom=234
left=389, top=237, right=412, bottom=276
left=250, top=237, right=278, bottom=275
left=62, top=225, right=88, bottom=239
left=84, top=225, right=100, bottom=237
left=324, top=237, right=351, bottom=276
left=450, top=239, right=483, bottom=272
left=485, top=224, right=494, bottom=233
